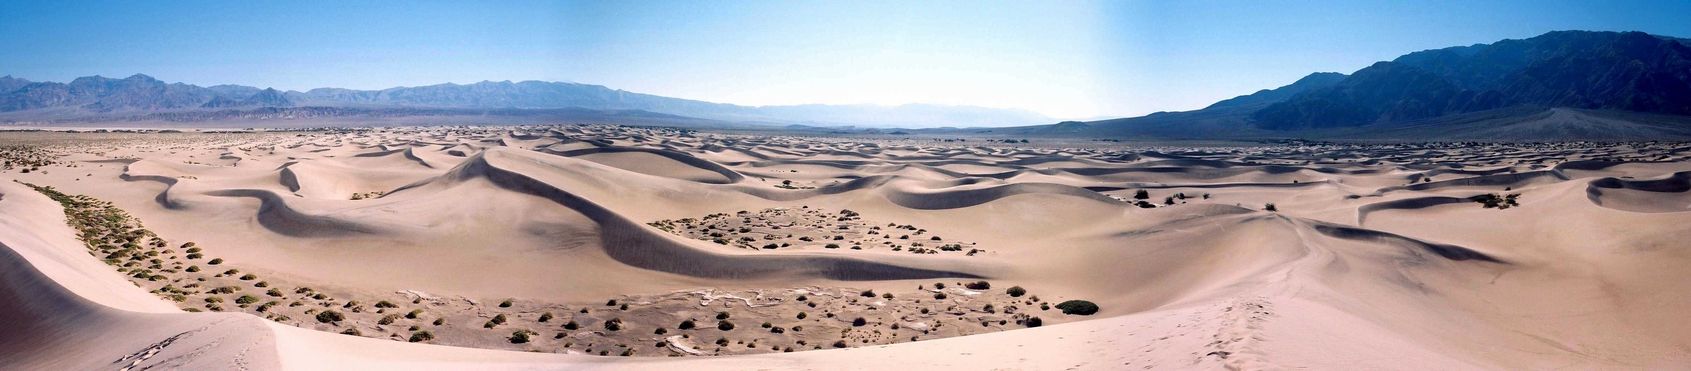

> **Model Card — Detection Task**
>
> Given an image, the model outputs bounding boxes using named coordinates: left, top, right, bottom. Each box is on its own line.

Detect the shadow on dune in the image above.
left=1585, top=171, right=1691, bottom=213
left=397, top=149, right=982, bottom=281
left=1310, top=223, right=1505, bottom=263
left=1355, top=196, right=1472, bottom=225
left=548, top=146, right=746, bottom=184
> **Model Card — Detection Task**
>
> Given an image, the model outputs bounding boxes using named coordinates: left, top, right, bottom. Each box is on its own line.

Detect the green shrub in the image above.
left=409, top=330, right=434, bottom=342
left=207, top=258, right=223, bottom=265
left=1055, top=300, right=1099, bottom=315
left=235, top=295, right=259, bottom=305
left=316, top=310, right=345, bottom=323
left=510, top=329, right=535, bottom=343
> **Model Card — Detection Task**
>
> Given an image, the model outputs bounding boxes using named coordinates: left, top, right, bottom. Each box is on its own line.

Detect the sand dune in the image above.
left=2, top=127, right=1690, bottom=369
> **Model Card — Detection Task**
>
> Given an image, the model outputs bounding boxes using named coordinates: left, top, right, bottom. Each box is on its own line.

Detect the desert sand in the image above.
left=2, top=126, right=1690, bottom=370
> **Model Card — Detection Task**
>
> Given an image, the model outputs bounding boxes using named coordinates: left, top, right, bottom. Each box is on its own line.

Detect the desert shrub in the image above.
left=852, top=317, right=867, bottom=327
left=933, top=282, right=946, bottom=289
left=185, top=265, right=200, bottom=272
left=378, top=314, right=400, bottom=325
left=678, top=319, right=695, bottom=330
left=235, top=295, right=259, bottom=305
left=882, top=293, right=894, bottom=299
left=716, top=311, right=731, bottom=320
left=1264, top=203, right=1277, bottom=212
left=238, top=274, right=257, bottom=280
left=316, top=310, right=345, bottom=323
left=509, top=329, right=535, bottom=343
left=933, top=292, right=947, bottom=300
left=1055, top=300, right=1100, bottom=315
left=374, top=300, right=398, bottom=308
left=563, top=320, right=579, bottom=330
left=409, top=330, right=434, bottom=342
left=832, top=340, right=848, bottom=348
left=1133, top=189, right=1149, bottom=199
left=604, top=318, right=624, bottom=331
left=266, top=288, right=283, bottom=297
left=341, top=328, right=361, bottom=336
left=498, top=299, right=513, bottom=308
left=1026, top=317, right=1043, bottom=327
left=407, top=309, right=424, bottom=319
left=538, top=312, right=553, bottom=322
left=207, top=258, right=223, bottom=265
left=860, top=290, right=876, bottom=297
left=717, top=321, right=735, bottom=331
left=654, top=328, right=668, bottom=335
left=825, top=243, right=840, bottom=249
left=433, top=318, right=445, bottom=326
left=796, top=312, right=808, bottom=320
left=965, top=281, right=991, bottom=290
left=1006, top=286, right=1027, bottom=297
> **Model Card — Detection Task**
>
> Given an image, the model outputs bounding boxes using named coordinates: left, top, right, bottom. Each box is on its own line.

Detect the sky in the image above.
left=2, top=0, right=1689, bottom=120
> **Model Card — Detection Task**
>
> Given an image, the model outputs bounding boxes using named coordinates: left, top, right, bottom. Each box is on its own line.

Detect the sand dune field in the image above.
left=2, top=126, right=1689, bottom=369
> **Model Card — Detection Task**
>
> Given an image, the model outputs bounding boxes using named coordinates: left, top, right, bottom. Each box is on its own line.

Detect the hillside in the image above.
left=1002, top=30, right=1691, bottom=141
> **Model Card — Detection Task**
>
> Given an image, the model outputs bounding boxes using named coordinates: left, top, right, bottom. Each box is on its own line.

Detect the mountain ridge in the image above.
left=0, top=75, right=1049, bottom=128
left=976, top=30, right=1691, bottom=141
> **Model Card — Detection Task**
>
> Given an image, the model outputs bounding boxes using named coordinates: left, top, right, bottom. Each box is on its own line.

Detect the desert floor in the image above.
left=2, top=126, right=1689, bottom=370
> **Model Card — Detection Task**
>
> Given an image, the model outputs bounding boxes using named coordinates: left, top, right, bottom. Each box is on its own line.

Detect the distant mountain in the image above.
left=0, top=76, right=30, bottom=94
left=1203, top=72, right=1348, bottom=110
left=954, top=71, right=1347, bottom=139
left=1252, top=30, right=1691, bottom=130
left=0, top=75, right=1048, bottom=127
left=974, top=30, right=1691, bottom=141
left=203, top=88, right=292, bottom=108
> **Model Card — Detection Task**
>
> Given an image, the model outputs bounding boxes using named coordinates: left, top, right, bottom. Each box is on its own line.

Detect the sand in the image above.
left=2, top=127, right=1690, bottom=369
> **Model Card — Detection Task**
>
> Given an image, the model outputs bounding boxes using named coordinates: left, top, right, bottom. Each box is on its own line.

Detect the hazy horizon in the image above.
left=4, top=0, right=1690, bottom=120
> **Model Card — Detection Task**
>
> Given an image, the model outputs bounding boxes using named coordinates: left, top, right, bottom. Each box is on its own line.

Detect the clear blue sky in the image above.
left=3, top=0, right=1688, bottom=119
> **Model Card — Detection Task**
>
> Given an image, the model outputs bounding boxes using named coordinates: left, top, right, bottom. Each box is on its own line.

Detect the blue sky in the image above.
left=2, top=0, right=1688, bottom=119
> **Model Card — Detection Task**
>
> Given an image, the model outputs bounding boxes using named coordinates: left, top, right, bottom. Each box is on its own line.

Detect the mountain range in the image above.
left=977, top=30, right=1691, bottom=141
left=0, top=74, right=1050, bottom=128
left=4, top=30, right=1690, bottom=140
